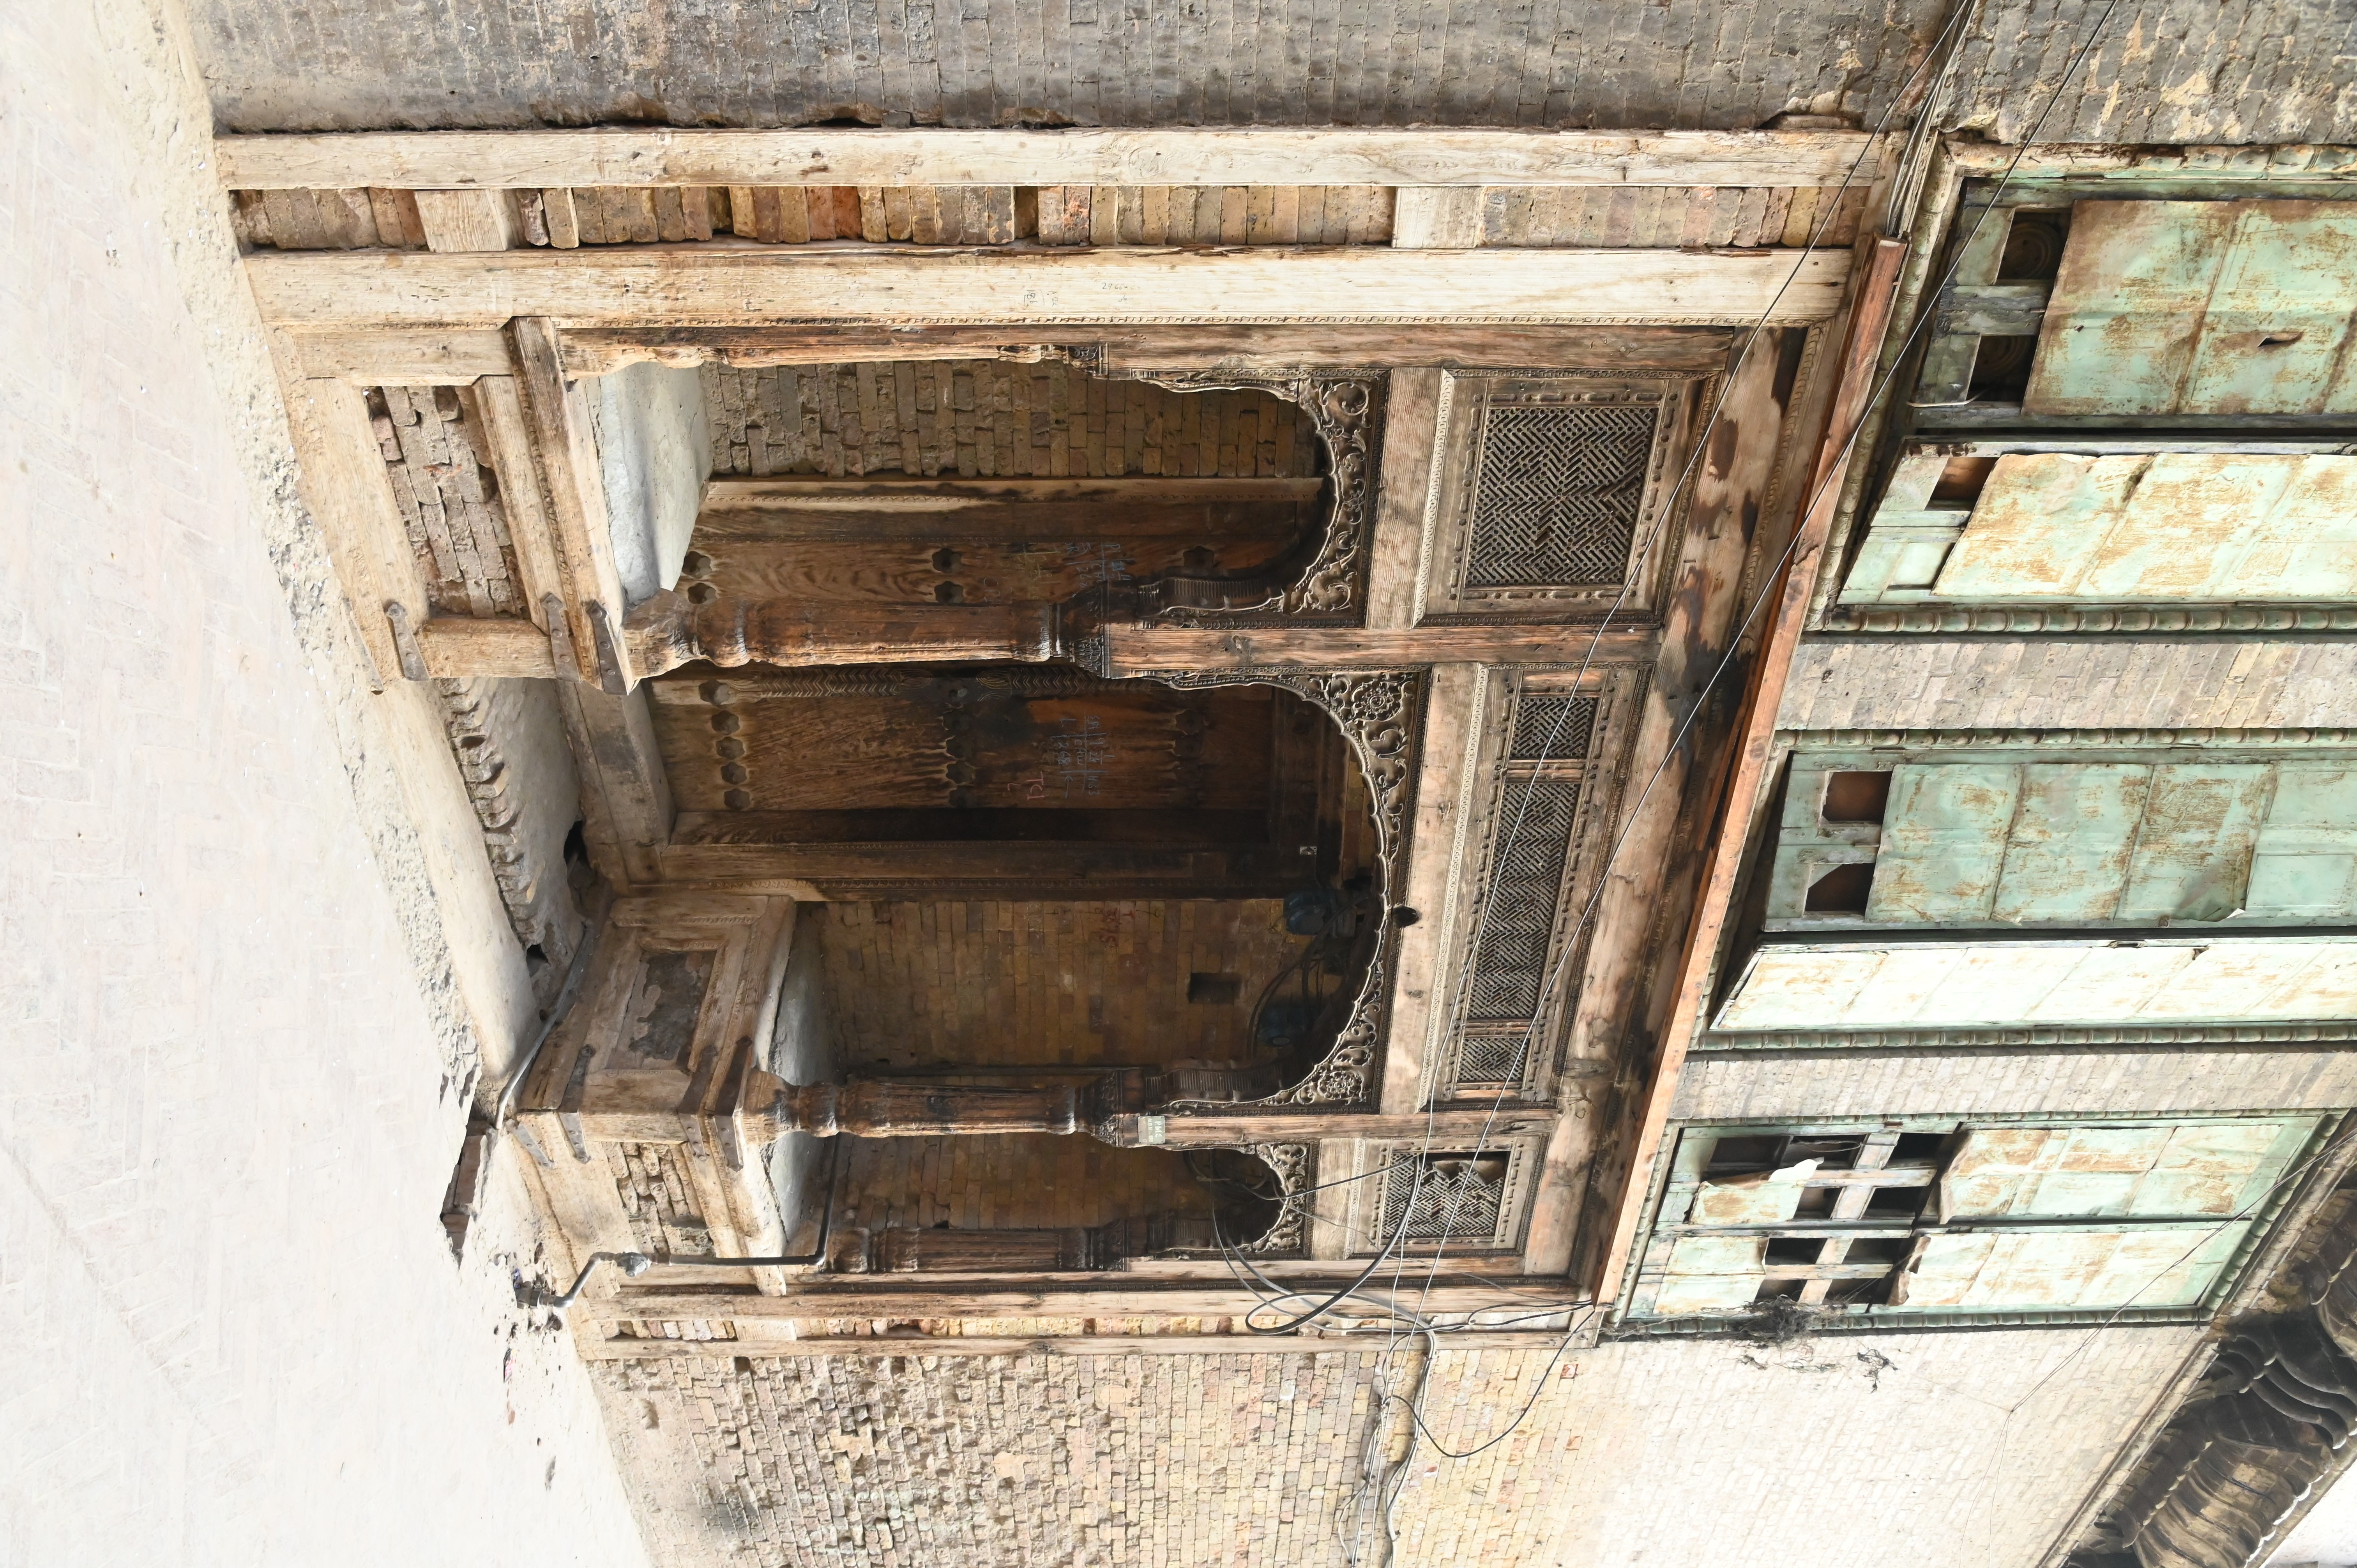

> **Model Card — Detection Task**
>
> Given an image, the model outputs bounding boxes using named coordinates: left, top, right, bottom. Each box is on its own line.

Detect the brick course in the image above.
left=598, top=1324, right=2196, bottom=1567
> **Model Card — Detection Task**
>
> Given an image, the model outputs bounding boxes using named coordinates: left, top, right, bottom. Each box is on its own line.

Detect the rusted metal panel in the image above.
left=1989, top=763, right=2151, bottom=922
left=1894, top=1225, right=2242, bottom=1311
left=2026, top=200, right=2357, bottom=416
left=2116, top=763, right=2274, bottom=922
left=1921, top=453, right=2357, bottom=603
left=1714, top=936, right=2357, bottom=1032
left=1938, top=1121, right=2304, bottom=1220
left=1862, top=764, right=2019, bottom=922
left=2248, top=763, right=2357, bottom=916
left=1929, top=453, right=2147, bottom=598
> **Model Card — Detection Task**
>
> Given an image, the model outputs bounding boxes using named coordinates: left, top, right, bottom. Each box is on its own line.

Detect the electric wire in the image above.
left=1297, top=7, right=2126, bottom=1534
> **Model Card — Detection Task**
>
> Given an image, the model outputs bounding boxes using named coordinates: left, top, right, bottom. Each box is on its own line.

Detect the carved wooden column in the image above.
left=742, top=1077, right=1095, bottom=1141
left=626, top=591, right=1065, bottom=677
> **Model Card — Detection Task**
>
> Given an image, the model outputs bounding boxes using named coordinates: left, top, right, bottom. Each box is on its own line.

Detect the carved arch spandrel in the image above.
left=1104, top=370, right=1384, bottom=620
left=1148, top=668, right=1423, bottom=1108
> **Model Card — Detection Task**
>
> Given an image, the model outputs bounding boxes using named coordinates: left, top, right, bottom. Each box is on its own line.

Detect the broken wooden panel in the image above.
left=1859, top=764, right=2019, bottom=922
left=2025, top=200, right=2357, bottom=416
left=1714, top=936, right=2357, bottom=1032
left=1986, top=764, right=2152, bottom=923
left=1892, top=1225, right=2245, bottom=1310
left=1629, top=1117, right=2311, bottom=1320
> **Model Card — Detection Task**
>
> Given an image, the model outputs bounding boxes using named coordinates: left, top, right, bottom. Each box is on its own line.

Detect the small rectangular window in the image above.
left=1186, top=973, right=1242, bottom=1005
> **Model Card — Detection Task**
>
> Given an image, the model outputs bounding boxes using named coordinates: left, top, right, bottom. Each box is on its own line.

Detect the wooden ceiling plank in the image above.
left=244, top=245, right=1852, bottom=331
left=218, top=127, right=1878, bottom=193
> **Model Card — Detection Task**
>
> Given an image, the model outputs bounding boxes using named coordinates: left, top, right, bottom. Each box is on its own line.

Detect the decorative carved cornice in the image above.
left=1239, top=1143, right=1315, bottom=1257
left=1786, top=726, right=2357, bottom=751
left=1829, top=603, right=2357, bottom=635
left=1113, top=370, right=1383, bottom=619
left=1700, top=1021, right=2357, bottom=1052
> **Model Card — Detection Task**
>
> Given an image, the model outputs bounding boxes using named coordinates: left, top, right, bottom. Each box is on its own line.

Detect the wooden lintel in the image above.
left=576, top=1329, right=1574, bottom=1360
left=651, top=840, right=1302, bottom=900
left=287, top=328, right=514, bottom=384
left=1097, top=624, right=1661, bottom=674
left=416, top=615, right=557, bottom=678
left=242, top=246, right=1852, bottom=332
left=696, top=476, right=1321, bottom=545
left=561, top=323, right=1740, bottom=376
left=1137, top=1109, right=1557, bottom=1146
left=218, top=127, right=1879, bottom=193
left=586, top=1277, right=1584, bottom=1322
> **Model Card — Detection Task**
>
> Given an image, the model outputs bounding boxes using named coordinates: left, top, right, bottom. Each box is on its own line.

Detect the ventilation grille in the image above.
left=1465, top=403, right=1657, bottom=587
left=1380, top=1156, right=1509, bottom=1243
left=1508, top=695, right=1598, bottom=762
left=1466, top=781, right=1580, bottom=1021
left=1451, top=1030, right=1532, bottom=1089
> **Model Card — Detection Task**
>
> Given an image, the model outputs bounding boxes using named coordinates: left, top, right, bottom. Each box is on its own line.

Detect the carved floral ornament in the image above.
left=1237, top=1142, right=1315, bottom=1257
left=1162, top=668, right=1423, bottom=1107
left=1111, top=369, right=1383, bottom=618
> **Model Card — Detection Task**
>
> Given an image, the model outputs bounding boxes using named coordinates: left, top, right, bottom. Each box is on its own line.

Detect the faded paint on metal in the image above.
left=1770, top=759, right=2357, bottom=928
left=2249, top=764, right=2357, bottom=915
left=1919, top=453, right=2357, bottom=603
left=1862, top=764, right=2019, bottom=922
left=1893, top=1225, right=2242, bottom=1311
left=1689, top=1172, right=1807, bottom=1226
left=2025, top=200, right=2357, bottom=416
left=1988, top=763, right=2151, bottom=923
left=2115, top=764, right=2274, bottom=922
left=1715, top=936, right=2357, bottom=1031
left=1938, top=1121, right=2304, bottom=1220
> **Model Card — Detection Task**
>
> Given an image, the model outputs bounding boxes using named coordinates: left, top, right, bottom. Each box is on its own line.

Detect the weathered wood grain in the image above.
left=219, top=129, right=1881, bottom=192
left=243, top=245, right=1853, bottom=330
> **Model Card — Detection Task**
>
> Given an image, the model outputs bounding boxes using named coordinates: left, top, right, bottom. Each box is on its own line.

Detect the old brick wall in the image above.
left=596, top=1324, right=2193, bottom=1568
left=837, top=1134, right=1217, bottom=1233
left=706, top=364, right=1324, bottom=481
left=0, top=0, right=648, bottom=1559
left=188, top=0, right=2357, bottom=145
left=816, top=900, right=1312, bottom=1070
left=189, top=0, right=1948, bottom=133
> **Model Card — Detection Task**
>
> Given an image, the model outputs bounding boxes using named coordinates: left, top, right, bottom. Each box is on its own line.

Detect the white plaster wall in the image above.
left=0, top=0, right=650, bottom=1561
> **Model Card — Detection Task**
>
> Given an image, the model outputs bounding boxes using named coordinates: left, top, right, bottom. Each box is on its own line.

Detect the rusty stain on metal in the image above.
left=1919, top=452, right=2357, bottom=602
left=2026, top=199, right=2357, bottom=416
left=1716, top=936, right=2357, bottom=1031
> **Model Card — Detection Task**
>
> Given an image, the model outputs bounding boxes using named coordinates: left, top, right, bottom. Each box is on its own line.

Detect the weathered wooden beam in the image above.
left=415, top=615, right=557, bottom=678
left=1131, top=1108, right=1557, bottom=1146
left=562, top=323, right=1740, bottom=376
left=697, top=475, right=1319, bottom=546
left=1096, top=624, right=1660, bottom=674
left=287, top=328, right=514, bottom=384
left=626, top=592, right=1065, bottom=679
left=576, top=1330, right=1573, bottom=1359
left=1592, top=238, right=1911, bottom=1310
left=413, top=189, right=521, bottom=253
left=243, top=246, right=1852, bottom=331
left=650, top=839, right=1303, bottom=901
left=745, top=1079, right=1085, bottom=1140
left=585, top=1277, right=1585, bottom=1322
left=218, top=127, right=1879, bottom=192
